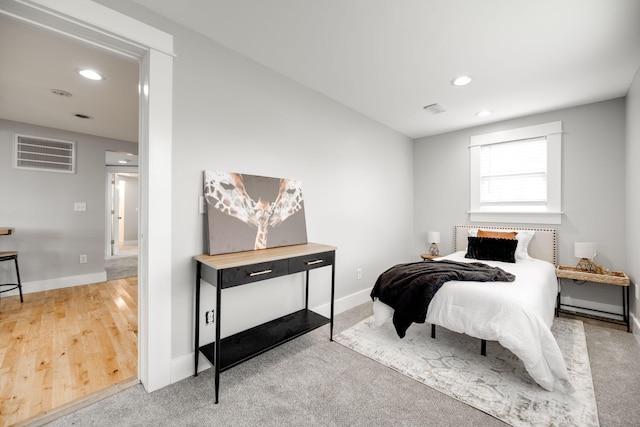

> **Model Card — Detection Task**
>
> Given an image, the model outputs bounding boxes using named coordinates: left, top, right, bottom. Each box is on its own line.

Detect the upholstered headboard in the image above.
left=454, top=225, right=557, bottom=265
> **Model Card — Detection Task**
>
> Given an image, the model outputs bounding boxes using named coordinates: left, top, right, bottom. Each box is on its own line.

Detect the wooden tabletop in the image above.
left=556, top=265, right=629, bottom=286
left=0, top=227, right=15, bottom=236
left=195, top=242, right=337, bottom=270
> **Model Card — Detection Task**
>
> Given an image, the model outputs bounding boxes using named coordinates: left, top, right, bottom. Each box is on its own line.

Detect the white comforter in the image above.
left=373, top=251, right=571, bottom=392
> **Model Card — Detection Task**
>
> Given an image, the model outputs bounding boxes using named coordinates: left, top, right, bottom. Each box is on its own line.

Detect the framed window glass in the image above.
left=469, top=121, right=562, bottom=224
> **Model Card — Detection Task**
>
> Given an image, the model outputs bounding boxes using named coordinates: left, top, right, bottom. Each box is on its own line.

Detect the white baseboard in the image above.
left=633, top=316, right=640, bottom=346
left=314, top=287, right=372, bottom=318
left=559, top=295, right=625, bottom=320
left=2, top=271, right=108, bottom=297
left=170, top=287, right=372, bottom=384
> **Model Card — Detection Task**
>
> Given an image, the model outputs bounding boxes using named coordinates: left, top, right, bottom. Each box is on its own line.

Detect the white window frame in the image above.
left=469, top=121, right=562, bottom=224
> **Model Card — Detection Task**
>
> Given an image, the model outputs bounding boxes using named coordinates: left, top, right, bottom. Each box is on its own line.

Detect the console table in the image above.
left=193, top=242, right=336, bottom=403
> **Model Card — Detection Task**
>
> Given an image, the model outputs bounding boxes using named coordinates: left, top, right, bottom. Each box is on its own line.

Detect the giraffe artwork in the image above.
left=203, top=170, right=308, bottom=255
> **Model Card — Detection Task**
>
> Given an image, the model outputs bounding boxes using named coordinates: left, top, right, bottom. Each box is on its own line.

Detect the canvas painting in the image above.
left=203, top=170, right=308, bottom=255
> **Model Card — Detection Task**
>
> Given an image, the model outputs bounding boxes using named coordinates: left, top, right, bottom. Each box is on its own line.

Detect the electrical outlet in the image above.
left=79, top=254, right=87, bottom=264
left=356, top=268, right=362, bottom=280
left=206, top=309, right=215, bottom=325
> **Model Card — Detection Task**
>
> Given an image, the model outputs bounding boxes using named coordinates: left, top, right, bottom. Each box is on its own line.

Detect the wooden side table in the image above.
left=420, top=254, right=441, bottom=260
left=556, top=265, right=630, bottom=332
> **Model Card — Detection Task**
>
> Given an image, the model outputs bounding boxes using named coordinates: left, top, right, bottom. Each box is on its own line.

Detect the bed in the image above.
left=371, top=225, right=572, bottom=392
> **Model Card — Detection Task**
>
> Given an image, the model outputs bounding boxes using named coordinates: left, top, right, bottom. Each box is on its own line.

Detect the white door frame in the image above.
left=1, top=0, right=174, bottom=392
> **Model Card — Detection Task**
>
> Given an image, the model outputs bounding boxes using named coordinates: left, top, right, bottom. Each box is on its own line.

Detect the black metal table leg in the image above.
left=624, top=285, right=630, bottom=332
left=194, top=262, right=201, bottom=376
left=330, top=262, right=335, bottom=340
left=305, top=270, right=309, bottom=310
left=215, top=269, right=222, bottom=404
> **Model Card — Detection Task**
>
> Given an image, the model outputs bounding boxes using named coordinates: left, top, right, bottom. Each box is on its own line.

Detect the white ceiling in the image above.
left=1, top=1, right=639, bottom=142
left=132, top=0, right=640, bottom=138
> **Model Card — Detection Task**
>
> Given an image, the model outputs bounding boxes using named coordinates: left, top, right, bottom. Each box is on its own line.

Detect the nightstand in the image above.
left=420, top=254, right=441, bottom=260
left=556, top=265, right=630, bottom=332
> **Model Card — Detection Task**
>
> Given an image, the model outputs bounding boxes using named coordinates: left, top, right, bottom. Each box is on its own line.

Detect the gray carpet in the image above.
left=105, top=256, right=138, bottom=280
left=45, top=304, right=640, bottom=427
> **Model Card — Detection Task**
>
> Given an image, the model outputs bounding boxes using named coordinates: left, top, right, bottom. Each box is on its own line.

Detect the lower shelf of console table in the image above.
left=199, top=309, right=329, bottom=372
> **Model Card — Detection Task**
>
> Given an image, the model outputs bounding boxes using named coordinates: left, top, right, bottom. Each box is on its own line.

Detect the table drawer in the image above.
left=289, top=251, right=335, bottom=273
left=221, top=259, right=289, bottom=288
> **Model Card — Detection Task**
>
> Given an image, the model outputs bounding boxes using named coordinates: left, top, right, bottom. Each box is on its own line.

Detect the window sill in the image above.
left=468, top=210, right=563, bottom=225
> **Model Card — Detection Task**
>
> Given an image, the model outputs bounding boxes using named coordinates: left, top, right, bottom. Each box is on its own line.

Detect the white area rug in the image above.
left=335, top=317, right=598, bottom=427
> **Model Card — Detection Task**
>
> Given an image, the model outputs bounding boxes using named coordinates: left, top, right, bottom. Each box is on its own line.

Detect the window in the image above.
left=469, top=121, right=562, bottom=224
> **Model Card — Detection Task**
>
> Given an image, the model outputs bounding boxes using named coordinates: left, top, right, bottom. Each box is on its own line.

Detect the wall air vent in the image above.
left=14, top=134, right=76, bottom=173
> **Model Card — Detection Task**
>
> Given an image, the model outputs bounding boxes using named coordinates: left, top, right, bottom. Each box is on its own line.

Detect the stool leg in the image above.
left=14, top=255, right=23, bottom=303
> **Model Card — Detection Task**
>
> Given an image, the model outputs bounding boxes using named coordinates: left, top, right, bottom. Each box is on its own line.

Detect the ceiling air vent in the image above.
left=14, top=134, right=76, bottom=173
left=423, top=103, right=446, bottom=115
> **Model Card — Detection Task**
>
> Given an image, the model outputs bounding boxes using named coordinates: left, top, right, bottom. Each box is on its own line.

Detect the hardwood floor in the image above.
left=0, top=278, right=138, bottom=426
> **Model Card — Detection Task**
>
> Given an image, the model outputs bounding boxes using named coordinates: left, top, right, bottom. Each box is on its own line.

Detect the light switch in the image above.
left=74, top=202, right=87, bottom=212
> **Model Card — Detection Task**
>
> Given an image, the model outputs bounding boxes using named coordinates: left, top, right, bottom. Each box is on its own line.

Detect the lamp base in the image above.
left=576, top=258, right=603, bottom=274
left=429, top=243, right=439, bottom=256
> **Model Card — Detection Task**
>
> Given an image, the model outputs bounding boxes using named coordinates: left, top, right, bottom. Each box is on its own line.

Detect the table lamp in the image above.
left=428, top=231, right=440, bottom=256
left=574, top=242, right=596, bottom=272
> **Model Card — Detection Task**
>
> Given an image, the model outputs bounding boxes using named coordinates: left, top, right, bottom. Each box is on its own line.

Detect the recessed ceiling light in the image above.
left=476, top=110, right=492, bottom=117
left=78, top=68, right=105, bottom=81
left=451, top=75, right=472, bottom=86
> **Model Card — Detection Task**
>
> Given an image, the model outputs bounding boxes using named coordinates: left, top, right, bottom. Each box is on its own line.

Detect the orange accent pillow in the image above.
left=477, top=230, right=518, bottom=240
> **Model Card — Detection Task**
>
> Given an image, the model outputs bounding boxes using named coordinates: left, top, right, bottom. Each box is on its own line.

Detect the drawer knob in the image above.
left=248, top=269, right=272, bottom=277
left=306, top=259, right=324, bottom=265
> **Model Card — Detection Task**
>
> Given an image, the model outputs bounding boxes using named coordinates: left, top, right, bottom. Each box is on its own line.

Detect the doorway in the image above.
left=106, top=151, right=139, bottom=259
left=106, top=165, right=140, bottom=281
left=110, top=172, right=139, bottom=256
left=1, top=0, right=174, bottom=399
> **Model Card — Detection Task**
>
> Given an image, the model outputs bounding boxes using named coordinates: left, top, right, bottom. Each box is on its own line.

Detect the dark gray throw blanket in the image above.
left=370, top=260, right=516, bottom=338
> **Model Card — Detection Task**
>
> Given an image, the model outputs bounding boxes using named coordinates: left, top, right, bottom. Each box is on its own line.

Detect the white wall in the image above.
left=169, top=22, right=414, bottom=372
left=93, top=1, right=414, bottom=379
left=414, top=99, right=628, bottom=316
left=0, top=119, right=137, bottom=290
left=626, top=67, right=640, bottom=338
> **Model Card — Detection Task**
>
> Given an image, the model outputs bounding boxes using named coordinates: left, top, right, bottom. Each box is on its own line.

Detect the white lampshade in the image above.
left=427, top=231, right=440, bottom=244
left=574, top=242, right=596, bottom=259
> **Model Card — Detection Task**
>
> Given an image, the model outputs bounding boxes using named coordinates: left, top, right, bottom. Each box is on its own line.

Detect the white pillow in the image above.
left=515, top=230, right=535, bottom=260
left=467, top=228, right=535, bottom=261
